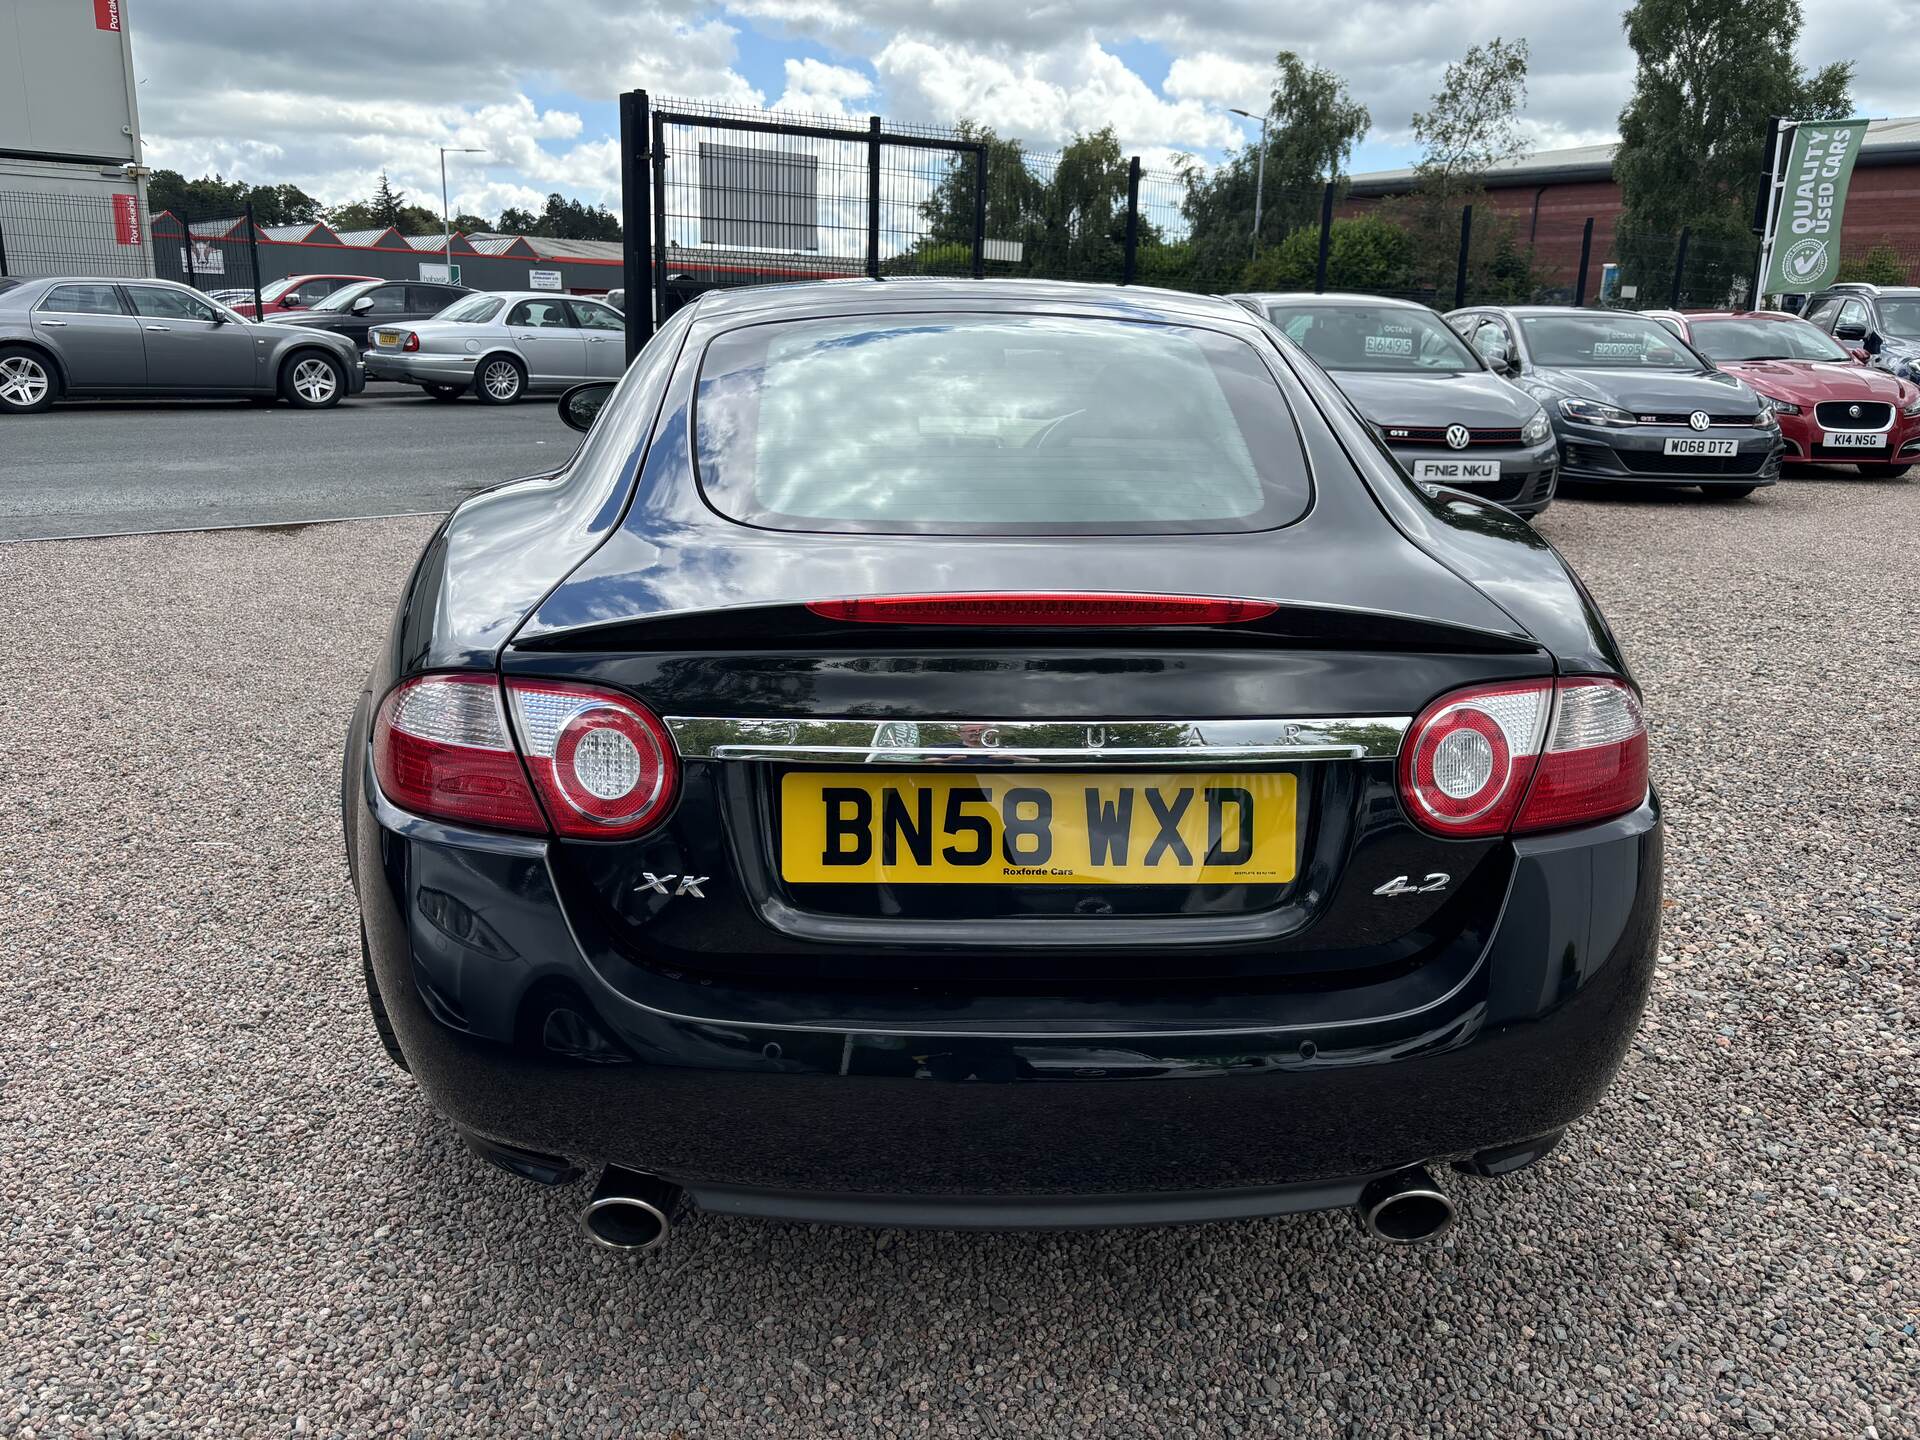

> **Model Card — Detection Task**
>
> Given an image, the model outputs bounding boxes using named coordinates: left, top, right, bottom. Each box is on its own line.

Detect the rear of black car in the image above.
left=344, top=284, right=1660, bottom=1241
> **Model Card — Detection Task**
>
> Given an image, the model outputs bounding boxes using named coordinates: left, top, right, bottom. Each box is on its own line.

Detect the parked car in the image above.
left=0, top=276, right=365, bottom=413
left=1644, top=308, right=1920, bottom=476
left=229, top=272, right=379, bottom=322
left=1799, top=282, right=1920, bottom=382
left=1229, top=291, right=1557, bottom=516
left=363, top=291, right=627, bottom=403
left=274, top=278, right=472, bottom=351
left=345, top=279, right=1659, bottom=1251
left=1447, top=305, right=1781, bottom=498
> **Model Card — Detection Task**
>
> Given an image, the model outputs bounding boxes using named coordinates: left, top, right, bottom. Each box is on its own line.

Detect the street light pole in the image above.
left=1229, top=108, right=1269, bottom=260
left=439, top=145, right=485, bottom=284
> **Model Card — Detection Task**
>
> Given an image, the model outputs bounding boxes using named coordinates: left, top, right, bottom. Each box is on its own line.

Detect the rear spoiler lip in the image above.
left=509, top=596, right=1541, bottom=656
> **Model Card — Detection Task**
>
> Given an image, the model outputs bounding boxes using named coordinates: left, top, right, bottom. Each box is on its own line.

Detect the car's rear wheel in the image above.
left=0, top=345, right=58, bottom=414
left=1858, top=463, right=1911, bottom=478
left=424, top=382, right=466, bottom=402
left=477, top=355, right=525, bottom=404
left=283, top=351, right=345, bottom=409
left=1699, top=485, right=1758, bottom=499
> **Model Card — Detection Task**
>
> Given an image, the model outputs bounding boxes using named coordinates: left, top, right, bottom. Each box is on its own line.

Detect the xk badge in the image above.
left=637, top=873, right=710, bottom=898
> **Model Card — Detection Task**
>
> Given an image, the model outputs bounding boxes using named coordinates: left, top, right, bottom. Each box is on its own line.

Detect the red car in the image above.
left=1645, top=309, right=1920, bottom=476
left=230, top=273, right=378, bottom=321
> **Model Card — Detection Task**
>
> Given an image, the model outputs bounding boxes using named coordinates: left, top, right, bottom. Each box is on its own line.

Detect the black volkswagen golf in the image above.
left=345, top=280, right=1660, bottom=1250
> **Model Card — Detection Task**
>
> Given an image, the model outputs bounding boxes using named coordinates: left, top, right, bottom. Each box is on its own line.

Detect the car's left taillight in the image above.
left=373, top=675, right=547, bottom=833
left=1399, top=676, right=1648, bottom=839
left=373, top=675, right=680, bottom=840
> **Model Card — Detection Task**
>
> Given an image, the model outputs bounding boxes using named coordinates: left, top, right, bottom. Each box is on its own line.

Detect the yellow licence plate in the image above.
left=779, top=771, right=1298, bottom=885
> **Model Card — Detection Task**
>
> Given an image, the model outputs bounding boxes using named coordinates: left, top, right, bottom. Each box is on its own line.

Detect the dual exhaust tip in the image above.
left=578, top=1163, right=1456, bottom=1250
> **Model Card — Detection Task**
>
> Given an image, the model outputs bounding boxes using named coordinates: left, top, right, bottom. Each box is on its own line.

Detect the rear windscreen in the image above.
left=693, top=313, right=1312, bottom=534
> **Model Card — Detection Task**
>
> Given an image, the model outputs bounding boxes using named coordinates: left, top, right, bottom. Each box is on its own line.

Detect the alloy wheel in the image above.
left=483, top=360, right=521, bottom=400
left=292, top=357, right=339, bottom=404
left=0, top=355, right=50, bottom=408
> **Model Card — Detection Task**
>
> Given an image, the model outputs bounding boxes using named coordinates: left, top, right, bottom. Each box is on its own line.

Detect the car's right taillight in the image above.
left=1399, top=677, right=1647, bottom=839
left=1511, top=678, right=1648, bottom=834
left=504, top=679, right=679, bottom=840
left=402, top=331, right=419, bottom=352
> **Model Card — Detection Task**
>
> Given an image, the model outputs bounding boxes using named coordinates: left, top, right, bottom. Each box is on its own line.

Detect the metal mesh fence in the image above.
left=0, top=190, right=155, bottom=280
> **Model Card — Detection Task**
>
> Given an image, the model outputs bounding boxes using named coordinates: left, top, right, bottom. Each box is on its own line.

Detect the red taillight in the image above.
left=806, top=593, right=1278, bottom=627
left=373, top=675, right=546, bottom=833
left=503, top=679, right=678, bottom=839
left=1398, top=677, right=1648, bottom=839
left=1511, top=679, right=1649, bottom=834
left=402, top=331, right=420, bottom=352
left=372, top=675, right=679, bottom=840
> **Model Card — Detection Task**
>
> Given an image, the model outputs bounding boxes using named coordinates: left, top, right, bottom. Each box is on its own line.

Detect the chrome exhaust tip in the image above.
left=1356, top=1167, right=1457, bottom=1244
left=579, top=1166, right=682, bottom=1252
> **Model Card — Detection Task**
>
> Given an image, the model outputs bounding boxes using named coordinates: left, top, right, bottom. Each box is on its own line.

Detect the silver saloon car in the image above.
left=0, top=276, right=366, bottom=414
left=362, top=291, right=627, bottom=403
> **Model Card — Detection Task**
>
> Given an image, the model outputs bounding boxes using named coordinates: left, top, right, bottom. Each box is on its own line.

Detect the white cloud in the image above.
left=773, top=57, right=875, bottom=117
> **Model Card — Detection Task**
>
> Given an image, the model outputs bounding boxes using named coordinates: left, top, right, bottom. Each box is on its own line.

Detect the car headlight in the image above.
left=1759, top=394, right=1800, bottom=416
left=1522, top=408, right=1551, bottom=444
left=1754, top=406, right=1779, bottom=429
left=1557, top=397, right=1636, bottom=427
left=1902, top=393, right=1920, bottom=418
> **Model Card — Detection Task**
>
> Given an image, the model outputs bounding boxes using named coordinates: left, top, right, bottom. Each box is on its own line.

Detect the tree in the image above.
left=1614, top=0, right=1852, bottom=286
left=146, top=169, right=323, bottom=225
left=1179, top=51, right=1371, bottom=290
left=370, top=172, right=408, bottom=227
left=1412, top=39, right=1530, bottom=202
left=452, top=212, right=494, bottom=234
left=492, top=193, right=621, bottom=241
left=1838, top=242, right=1909, bottom=286
left=1240, top=215, right=1416, bottom=294
left=913, top=121, right=1048, bottom=256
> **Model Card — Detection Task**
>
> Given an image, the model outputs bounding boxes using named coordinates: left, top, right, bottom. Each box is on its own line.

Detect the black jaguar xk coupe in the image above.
left=344, top=279, right=1661, bottom=1250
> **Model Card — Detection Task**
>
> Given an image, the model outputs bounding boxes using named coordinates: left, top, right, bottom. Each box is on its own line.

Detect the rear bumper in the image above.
left=364, top=350, right=477, bottom=386
left=346, top=718, right=1662, bottom=1226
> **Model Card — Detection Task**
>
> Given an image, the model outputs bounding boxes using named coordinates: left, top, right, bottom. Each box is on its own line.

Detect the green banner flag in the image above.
left=1764, top=119, right=1872, bottom=293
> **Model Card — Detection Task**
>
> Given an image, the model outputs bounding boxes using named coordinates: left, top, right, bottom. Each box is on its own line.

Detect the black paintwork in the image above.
left=345, top=279, right=1660, bottom=1229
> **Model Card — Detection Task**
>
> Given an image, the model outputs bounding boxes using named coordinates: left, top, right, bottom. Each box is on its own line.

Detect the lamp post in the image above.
left=1229, top=107, right=1269, bottom=260
left=439, top=146, right=485, bottom=283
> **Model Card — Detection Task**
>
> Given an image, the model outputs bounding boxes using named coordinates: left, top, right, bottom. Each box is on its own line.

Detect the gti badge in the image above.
left=1445, top=424, right=1470, bottom=450
left=1688, top=411, right=1710, bottom=431
left=638, top=873, right=709, bottom=898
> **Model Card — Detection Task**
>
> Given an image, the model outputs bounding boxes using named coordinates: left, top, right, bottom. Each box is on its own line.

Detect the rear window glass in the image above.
left=693, top=314, right=1310, bottom=534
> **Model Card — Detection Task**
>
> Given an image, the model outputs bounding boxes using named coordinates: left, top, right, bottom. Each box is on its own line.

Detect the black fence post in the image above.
left=620, top=90, right=653, bottom=358
left=866, top=116, right=882, bottom=280
left=1122, top=156, right=1141, bottom=284
left=245, top=201, right=264, bottom=318
left=649, top=111, right=668, bottom=331
left=1669, top=227, right=1692, bottom=308
left=0, top=217, right=8, bottom=277
left=970, top=144, right=988, bottom=279
left=1454, top=203, right=1473, bottom=310
left=1314, top=182, right=1334, bottom=293
left=183, top=213, right=197, bottom=289
left=1573, top=217, right=1594, bottom=306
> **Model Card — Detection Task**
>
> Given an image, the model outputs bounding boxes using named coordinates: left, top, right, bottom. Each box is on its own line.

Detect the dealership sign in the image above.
left=528, top=269, right=563, bottom=290
left=1763, top=120, right=1871, bottom=294
left=93, top=0, right=121, bottom=31
left=112, top=193, right=140, bottom=245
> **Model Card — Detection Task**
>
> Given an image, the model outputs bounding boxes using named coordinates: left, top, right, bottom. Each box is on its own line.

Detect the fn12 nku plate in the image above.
left=1412, top=459, right=1500, bottom=482
left=779, top=771, right=1298, bottom=885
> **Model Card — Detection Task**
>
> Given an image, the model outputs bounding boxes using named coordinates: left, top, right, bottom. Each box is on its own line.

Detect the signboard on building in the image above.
left=112, top=193, right=140, bottom=245
left=418, top=262, right=462, bottom=284
left=179, top=241, right=225, bottom=275
left=93, top=0, right=122, bottom=31
left=528, top=269, right=563, bottom=290
left=1763, top=119, right=1872, bottom=294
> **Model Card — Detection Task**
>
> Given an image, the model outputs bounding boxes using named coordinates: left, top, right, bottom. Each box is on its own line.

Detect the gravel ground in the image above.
left=2, top=480, right=1915, bottom=1438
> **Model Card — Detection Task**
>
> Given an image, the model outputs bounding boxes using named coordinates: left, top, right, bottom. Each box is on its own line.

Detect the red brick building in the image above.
left=1343, top=117, right=1920, bottom=299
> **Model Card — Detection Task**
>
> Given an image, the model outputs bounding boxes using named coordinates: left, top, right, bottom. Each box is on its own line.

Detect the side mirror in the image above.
left=350, top=295, right=375, bottom=314
left=1833, top=321, right=1867, bottom=341
left=559, top=381, right=615, bottom=433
